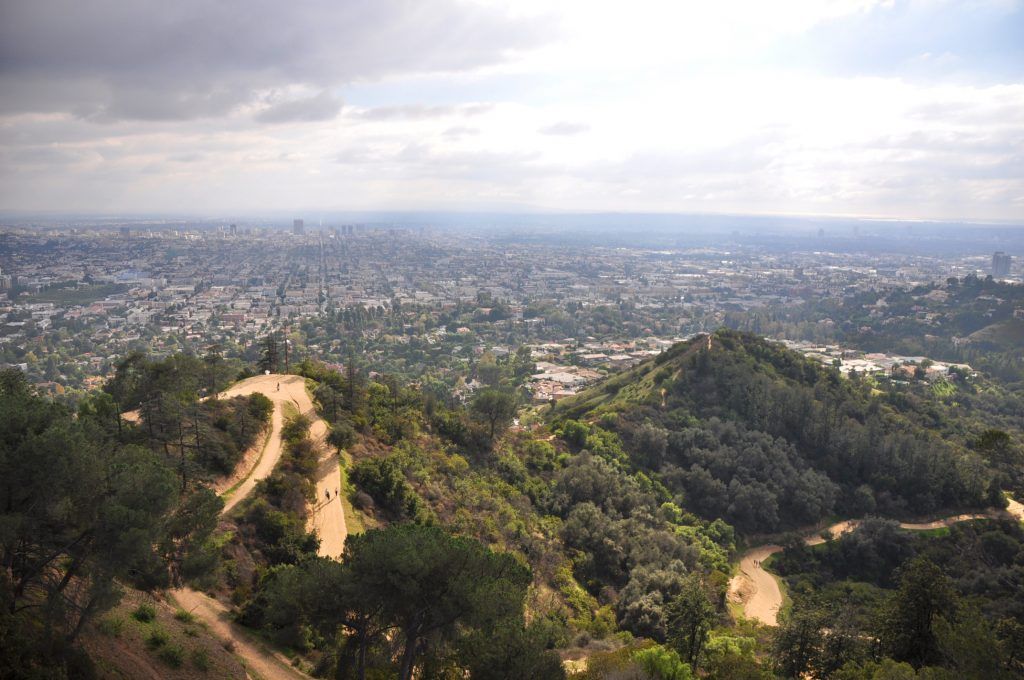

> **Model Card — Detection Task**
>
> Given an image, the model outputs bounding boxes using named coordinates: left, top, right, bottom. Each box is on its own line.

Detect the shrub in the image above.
left=158, top=645, right=184, bottom=668
left=281, top=414, right=312, bottom=445
left=190, top=648, right=211, bottom=671
left=97, top=616, right=124, bottom=637
left=351, top=455, right=422, bottom=519
left=132, top=603, right=156, bottom=623
left=353, top=490, right=375, bottom=512
left=327, top=423, right=357, bottom=451
left=559, top=420, right=590, bottom=448
left=173, top=609, right=195, bottom=623
left=146, top=627, right=169, bottom=649
left=243, top=497, right=319, bottom=565
left=523, top=440, right=559, bottom=471
left=633, top=645, right=694, bottom=680
left=248, top=392, right=274, bottom=421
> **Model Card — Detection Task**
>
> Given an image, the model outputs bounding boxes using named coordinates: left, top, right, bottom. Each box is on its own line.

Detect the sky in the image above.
left=0, top=0, right=1022, bottom=220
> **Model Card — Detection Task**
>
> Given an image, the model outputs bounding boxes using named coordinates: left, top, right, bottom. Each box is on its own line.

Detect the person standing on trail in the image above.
left=325, top=489, right=330, bottom=500
left=277, top=382, right=280, bottom=391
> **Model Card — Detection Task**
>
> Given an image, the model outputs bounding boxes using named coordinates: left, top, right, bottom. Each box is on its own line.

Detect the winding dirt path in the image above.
left=174, top=373, right=347, bottom=678
left=209, top=374, right=346, bottom=552
left=729, top=503, right=1024, bottom=626
left=302, top=403, right=347, bottom=558
left=218, top=374, right=303, bottom=514
left=170, top=588, right=307, bottom=680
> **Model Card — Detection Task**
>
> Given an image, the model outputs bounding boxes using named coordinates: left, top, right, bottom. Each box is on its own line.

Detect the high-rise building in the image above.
left=229, top=223, right=237, bottom=236
left=992, top=251, right=1012, bottom=277
left=293, top=219, right=305, bottom=235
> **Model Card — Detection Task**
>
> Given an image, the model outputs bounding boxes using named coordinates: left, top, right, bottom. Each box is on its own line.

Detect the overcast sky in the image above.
left=1, top=0, right=1022, bottom=220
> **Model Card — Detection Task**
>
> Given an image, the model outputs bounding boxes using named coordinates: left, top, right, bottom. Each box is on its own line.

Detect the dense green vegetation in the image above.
left=230, top=412, right=322, bottom=571
left=107, top=352, right=272, bottom=482
left=727, top=275, right=1024, bottom=386
left=554, top=330, right=1004, bottom=533
left=241, top=524, right=564, bottom=679
left=3, top=309, right=1021, bottom=678
left=770, top=518, right=1024, bottom=677
left=277, top=332, right=1019, bottom=678
left=0, top=369, right=231, bottom=676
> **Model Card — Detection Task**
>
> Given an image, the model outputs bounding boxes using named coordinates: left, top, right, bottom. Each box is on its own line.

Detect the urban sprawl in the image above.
left=0, top=220, right=1017, bottom=401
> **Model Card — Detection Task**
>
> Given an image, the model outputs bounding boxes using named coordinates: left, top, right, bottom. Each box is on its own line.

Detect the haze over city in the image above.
left=2, top=0, right=1023, bottom=220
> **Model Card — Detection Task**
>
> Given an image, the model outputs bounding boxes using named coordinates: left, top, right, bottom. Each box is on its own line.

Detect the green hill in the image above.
left=968, top=316, right=1024, bottom=350
left=550, top=329, right=1000, bottom=534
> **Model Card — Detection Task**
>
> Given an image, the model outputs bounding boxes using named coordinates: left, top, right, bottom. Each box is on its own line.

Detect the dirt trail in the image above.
left=171, top=588, right=307, bottom=680
left=217, top=374, right=305, bottom=514
left=210, top=374, right=347, bottom=555
left=174, top=373, right=347, bottom=678
left=1006, top=495, right=1024, bottom=521
left=729, top=504, right=1023, bottom=627
left=302, top=407, right=347, bottom=558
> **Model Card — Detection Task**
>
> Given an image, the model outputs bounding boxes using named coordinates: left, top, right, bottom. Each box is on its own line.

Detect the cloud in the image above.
left=538, top=121, right=589, bottom=136
left=254, top=91, right=343, bottom=124
left=168, top=152, right=206, bottom=163
left=442, top=125, right=480, bottom=139
left=0, top=1, right=1021, bottom=220
left=4, top=146, right=96, bottom=166
left=351, top=105, right=457, bottom=121
left=350, top=103, right=494, bottom=121
left=0, top=0, right=551, bottom=120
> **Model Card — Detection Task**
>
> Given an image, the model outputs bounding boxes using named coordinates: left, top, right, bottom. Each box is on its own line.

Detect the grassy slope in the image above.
left=82, top=589, right=246, bottom=679
left=552, top=336, right=707, bottom=421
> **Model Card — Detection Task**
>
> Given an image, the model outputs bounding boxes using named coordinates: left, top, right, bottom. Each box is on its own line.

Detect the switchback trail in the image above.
left=729, top=502, right=1024, bottom=626
left=175, top=373, right=346, bottom=678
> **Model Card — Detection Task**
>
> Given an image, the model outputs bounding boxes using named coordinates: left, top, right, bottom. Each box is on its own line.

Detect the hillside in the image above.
left=4, top=341, right=1022, bottom=679
left=968, top=316, right=1024, bottom=351
left=552, top=329, right=1003, bottom=534
left=729, top=276, right=1024, bottom=386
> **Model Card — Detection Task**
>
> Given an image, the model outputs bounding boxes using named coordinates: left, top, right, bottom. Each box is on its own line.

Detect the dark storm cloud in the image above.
left=0, top=0, right=550, bottom=121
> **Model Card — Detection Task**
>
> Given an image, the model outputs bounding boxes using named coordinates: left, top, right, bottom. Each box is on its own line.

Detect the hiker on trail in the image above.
left=335, top=487, right=339, bottom=496
left=277, top=382, right=280, bottom=391
left=325, top=489, right=330, bottom=500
